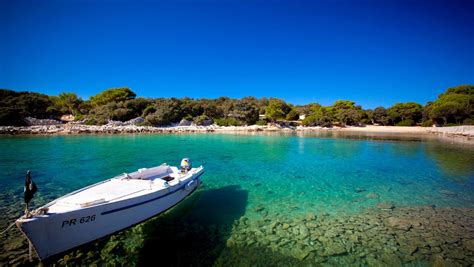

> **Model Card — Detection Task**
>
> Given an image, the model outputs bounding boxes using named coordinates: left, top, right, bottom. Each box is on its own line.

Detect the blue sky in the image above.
left=1, top=0, right=473, bottom=108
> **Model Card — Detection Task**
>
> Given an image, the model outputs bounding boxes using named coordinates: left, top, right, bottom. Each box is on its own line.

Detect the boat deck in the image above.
left=46, top=165, right=189, bottom=213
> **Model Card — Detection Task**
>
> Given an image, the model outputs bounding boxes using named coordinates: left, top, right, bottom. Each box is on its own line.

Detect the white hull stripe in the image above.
left=101, top=172, right=204, bottom=215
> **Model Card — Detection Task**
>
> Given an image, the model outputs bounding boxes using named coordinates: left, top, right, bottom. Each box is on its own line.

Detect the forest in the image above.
left=0, top=85, right=472, bottom=127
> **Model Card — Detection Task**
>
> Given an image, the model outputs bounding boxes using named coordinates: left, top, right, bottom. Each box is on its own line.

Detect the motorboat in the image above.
left=15, top=159, right=204, bottom=260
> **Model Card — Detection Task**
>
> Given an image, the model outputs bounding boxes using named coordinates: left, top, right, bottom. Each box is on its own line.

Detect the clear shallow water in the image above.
left=0, top=133, right=473, bottom=266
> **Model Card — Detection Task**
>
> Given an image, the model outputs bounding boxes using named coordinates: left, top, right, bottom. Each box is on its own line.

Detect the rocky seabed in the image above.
left=226, top=206, right=474, bottom=266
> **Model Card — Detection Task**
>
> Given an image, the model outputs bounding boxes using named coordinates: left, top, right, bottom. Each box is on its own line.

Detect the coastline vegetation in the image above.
left=0, top=85, right=472, bottom=127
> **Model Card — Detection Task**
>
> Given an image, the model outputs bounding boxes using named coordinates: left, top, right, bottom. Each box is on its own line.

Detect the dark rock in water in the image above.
left=267, top=190, right=274, bottom=194
left=352, top=197, right=366, bottom=203
left=255, top=204, right=265, bottom=212
left=439, top=190, right=457, bottom=197
left=376, top=202, right=395, bottom=210
left=354, top=187, right=365, bottom=193
left=254, top=183, right=262, bottom=187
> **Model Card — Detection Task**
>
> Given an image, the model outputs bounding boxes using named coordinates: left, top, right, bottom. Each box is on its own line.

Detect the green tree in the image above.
left=51, top=92, right=83, bottom=115
left=90, top=87, right=136, bottom=107
left=371, top=107, right=390, bottom=125
left=429, top=85, right=473, bottom=125
left=265, top=98, right=291, bottom=121
left=387, top=102, right=423, bottom=125
left=285, top=109, right=299, bottom=120
left=302, top=105, right=333, bottom=127
left=229, top=97, right=260, bottom=125
left=330, top=100, right=363, bottom=126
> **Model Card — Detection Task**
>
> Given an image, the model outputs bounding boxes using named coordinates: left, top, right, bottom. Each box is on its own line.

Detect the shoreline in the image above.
left=0, top=124, right=473, bottom=141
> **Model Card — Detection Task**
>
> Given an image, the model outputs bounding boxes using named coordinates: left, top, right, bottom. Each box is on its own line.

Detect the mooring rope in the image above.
left=0, top=222, right=16, bottom=235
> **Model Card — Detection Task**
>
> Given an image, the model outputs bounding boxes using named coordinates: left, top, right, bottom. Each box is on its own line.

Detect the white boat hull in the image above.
left=17, top=167, right=204, bottom=260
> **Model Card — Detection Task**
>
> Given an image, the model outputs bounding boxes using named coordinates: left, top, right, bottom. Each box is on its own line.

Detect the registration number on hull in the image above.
left=62, top=215, right=96, bottom=227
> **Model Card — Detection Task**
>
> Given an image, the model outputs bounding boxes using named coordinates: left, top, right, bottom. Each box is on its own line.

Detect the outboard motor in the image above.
left=180, top=158, right=191, bottom=173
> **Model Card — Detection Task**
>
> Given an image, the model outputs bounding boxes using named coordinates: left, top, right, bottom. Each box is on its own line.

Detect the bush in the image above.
left=255, top=120, right=267, bottom=126
left=463, top=118, right=474, bottom=125
left=84, top=119, right=98, bottom=125
left=193, top=115, right=213, bottom=126
left=421, top=119, right=434, bottom=127
left=395, top=119, right=415, bottom=126
left=145, top=113, right=170, bottom=126
left=214, top=118, right=244, bottom=126
left=285, top=109, right=299, bottom=120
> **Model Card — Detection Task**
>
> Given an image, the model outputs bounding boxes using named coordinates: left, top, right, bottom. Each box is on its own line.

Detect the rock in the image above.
left=201, top=119, right=214, bottom=126
left=282, top=223, right=290, bottom=230
left=291, top=247, right=311, bottom=260
left=366, top=192, right=380, bottom=199
left=355, top=187, right=365, bottom=193
left=306, top=212, right=316, bottom=221
left=376, top=202, right=395, bottom=210
left=439, top=190, right=457, bottom=197
left=178, top=119, right=192, bottom=126
left=24, top=117, right=63, bottom=126
left=381, top=253, right=402, bottom=266
left=446, top=248, right=465, bottom=260
left=254, top=204, right=265, bottom=212
left=324, top=242, right=347, bottom=256
left=385, top=217, right=412, bottom=231
left=298, top=225, right=309, bottom=239
left=463, top=239, right=474, bottom=252
left=124, top=117, right=145, bottom=125
left=60, top=114, right=75, bottom=122
left=431, top=255, right=448, bottom=267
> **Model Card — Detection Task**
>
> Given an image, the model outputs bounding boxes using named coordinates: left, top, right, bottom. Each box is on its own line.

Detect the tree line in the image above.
left=0, top=85, right=472, bottom=127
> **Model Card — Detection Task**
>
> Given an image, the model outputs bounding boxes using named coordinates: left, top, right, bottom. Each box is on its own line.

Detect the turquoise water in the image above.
left=1, top=133, right=473, bottom=265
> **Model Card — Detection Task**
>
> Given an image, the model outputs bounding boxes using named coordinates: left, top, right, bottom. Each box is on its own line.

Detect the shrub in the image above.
left=214, top=118, right=244, bottom=126
left=145, top=113, right=170, bottom=126
left=193, top=115, right=212, bottom=126
left=463, top=118, right=474, bottom=125
left=84, top=119, right=97, bottom=125
left=255, top=120, right=267, bottom=126
left=421, top=119, right=434, bottom=127
left=285, top=109, right=299, bottom=120
left=395, top=119, right=415, bottom=126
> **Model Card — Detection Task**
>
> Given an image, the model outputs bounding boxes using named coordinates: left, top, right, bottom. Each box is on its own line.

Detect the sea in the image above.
left=0, top=132, right=473, bottom=266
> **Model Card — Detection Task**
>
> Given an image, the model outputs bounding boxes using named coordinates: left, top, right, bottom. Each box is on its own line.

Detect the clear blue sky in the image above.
left=1, top=0, right=473, bottom=108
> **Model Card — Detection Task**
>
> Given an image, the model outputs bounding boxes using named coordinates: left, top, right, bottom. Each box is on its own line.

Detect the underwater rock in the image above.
left=463, top=239, right=474, bottom=252
left=306, top=213, right=316, bottom=221
left=354, top=187, right=365, bottom=193
left=376, top=202, right=395, bottom=210
left=366, top=192, right=380, bottom=199
left=255, top=204, right=265, bottom=212
left=385, top=217, right=412, bottom=231
left=438, top=190, right=457, bottom=197
left=322, top=241, right=346, bottom=256
left=282, top=223, right=290, bottom=230
left=298, top=225, right=309, bottom=239
left=431, top=255, right=448, bottom=267
left=291, top=247, right=311, bottom=260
